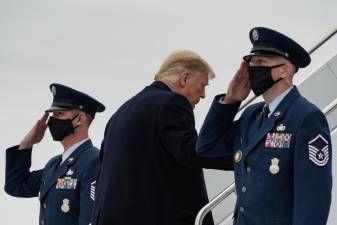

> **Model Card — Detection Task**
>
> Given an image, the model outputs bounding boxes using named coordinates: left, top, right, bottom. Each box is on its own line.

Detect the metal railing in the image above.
left=195, top=27, right=337, bottom=223
left=194, top=183, right=235, bottom=225
left=322, top=97, right=337, bottom=116
left=331, top=126, right=337, bottom=139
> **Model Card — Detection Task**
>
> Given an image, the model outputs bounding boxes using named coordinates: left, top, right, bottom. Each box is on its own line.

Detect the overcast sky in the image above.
left=0, top=0, right=336, bottom=224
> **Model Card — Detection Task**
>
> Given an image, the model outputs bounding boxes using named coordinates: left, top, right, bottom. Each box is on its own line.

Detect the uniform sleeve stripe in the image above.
left=308, top=145, right=320, bottom=152
left=309, top=155, right=329, bottom=166
left=308, top=145, right=328, bottom=152
left=308, top=134, right=329, bottom=145
left=308, top=150, right=328, bottom=157
left=309, top=152, right=317, bottom=158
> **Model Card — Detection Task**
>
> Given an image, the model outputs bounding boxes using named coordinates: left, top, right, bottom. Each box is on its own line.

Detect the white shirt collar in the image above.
left=267, top=86, right=293, bottom=117
left=61, top=138, right=90, bottom=164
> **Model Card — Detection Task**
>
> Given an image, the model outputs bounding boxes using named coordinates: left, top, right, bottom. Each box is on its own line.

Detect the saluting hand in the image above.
left=224, top=61, right=250, bottom=103
left=19, top=113, right=49, bottom=150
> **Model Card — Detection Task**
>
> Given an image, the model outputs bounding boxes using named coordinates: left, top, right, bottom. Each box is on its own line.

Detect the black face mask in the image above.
left=47, top=114, right=79, bottom=141
left=248, top=64, right=285, bottom=96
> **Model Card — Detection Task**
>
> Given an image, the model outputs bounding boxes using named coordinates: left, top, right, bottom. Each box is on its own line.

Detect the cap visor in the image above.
left=243, top=53, right=283, bottom=62
left=45, top=106, right=72, bottom=112
left=243, top=54, right=253, bottom=62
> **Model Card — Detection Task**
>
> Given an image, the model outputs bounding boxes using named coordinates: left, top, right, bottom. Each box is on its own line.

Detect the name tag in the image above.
left=265, top=133, right=292, bottom=148
left=56, top=177, right=78, bottom=190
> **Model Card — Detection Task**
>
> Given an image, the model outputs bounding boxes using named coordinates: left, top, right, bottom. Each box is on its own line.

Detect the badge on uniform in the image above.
left=66, top=169, right=74, bottom=176
left=56, top=177, right=78, bottom=189
left=234, top=150, right=243, bottom=163
left=265, top=132, right=292, bottom=148
left=51, top=85, right=57, bottom=96
left=274, top=111, right=281, bottom=117
left=276, top=123, right=286, bottom=132
left=308, top=134, right=329, bottom=166
left=252, top=29, right=259, bottom=41
left=61, top=198, right=70, bottom=213
left=269, top=158, right=280, bottom=174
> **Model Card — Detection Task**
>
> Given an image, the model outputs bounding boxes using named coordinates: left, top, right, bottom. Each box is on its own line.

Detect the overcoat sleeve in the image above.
left=159, top=94, right=235, bottom=170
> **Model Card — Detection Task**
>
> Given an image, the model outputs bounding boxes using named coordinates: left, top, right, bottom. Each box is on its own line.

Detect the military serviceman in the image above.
left=197, top=27, right=332, bottom=225
left=5, top=83, right=105, bottom=225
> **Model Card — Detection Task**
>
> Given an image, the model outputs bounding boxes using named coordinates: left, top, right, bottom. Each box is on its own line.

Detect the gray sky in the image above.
left=0, top=0, right=336, bottom=224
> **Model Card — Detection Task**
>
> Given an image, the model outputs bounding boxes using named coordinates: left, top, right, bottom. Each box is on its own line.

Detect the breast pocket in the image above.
left=264, top=147, right=291, bottom=157
left=55, top=179, right=80, bottom=216
left=263, top=146, right=292, bottom=175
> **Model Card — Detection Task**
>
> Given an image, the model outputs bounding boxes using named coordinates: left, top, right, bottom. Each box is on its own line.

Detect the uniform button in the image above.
left=43, top=203, right=47, bottom=209
left=246, top=166, right=251, bottom=173
left=242, top=186, right=247, bottom=193
left=239, top=206, right=245, bottom=213
left=41, top=220, right=45, bottom=225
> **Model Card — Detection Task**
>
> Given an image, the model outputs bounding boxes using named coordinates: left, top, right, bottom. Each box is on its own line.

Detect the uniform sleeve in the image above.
left=79, top=156, right=100, bottom=225
left=4, top=145, right=43, bottom=197
left=197, top=95, right=241, bottom=157
left=293, top=111, right=332, bottom=225
left=158, top=94, right=233, bottom=170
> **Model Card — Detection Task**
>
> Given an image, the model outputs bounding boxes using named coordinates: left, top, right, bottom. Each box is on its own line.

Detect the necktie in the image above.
left=52, top=157, right=62, bottom=173
left=259, top=105, right=270, bottom=128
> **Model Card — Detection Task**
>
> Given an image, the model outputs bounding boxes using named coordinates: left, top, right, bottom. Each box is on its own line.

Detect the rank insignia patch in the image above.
left=265, top=133, right=292, bottom=148
left=308, top=134, right=329, bottom=166
left=90, top=181, right=96, bottom=201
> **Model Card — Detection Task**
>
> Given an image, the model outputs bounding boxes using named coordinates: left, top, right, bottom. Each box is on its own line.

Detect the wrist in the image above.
left=19, top=142, right=33, bottom=150
left=224, top=96, right=239, bottom=104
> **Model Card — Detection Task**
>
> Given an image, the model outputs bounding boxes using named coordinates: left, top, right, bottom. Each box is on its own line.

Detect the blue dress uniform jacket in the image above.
left=92, top=81, right=233, bottom=225
left=197, top=87, right=332, bottom=225
left=5, top=140, right=100, bottom=225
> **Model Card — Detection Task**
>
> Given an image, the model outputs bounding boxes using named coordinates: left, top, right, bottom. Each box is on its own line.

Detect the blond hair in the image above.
left=154, top=50, right=215, bottom=80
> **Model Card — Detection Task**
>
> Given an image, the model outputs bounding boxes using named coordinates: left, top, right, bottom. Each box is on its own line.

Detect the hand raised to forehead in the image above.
left=19, top=113, right=49, bottom=150
left=224, top=61, right=250, bottom=104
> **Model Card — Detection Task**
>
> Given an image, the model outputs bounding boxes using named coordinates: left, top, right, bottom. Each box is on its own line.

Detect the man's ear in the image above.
left=75, top=112, right=86, bottom=126
left=178, top=71, right=189, bottom=88
left=280, top=64, right=293, bottom=79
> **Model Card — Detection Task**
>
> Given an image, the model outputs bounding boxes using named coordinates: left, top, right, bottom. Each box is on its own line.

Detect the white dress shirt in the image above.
left=60, top=138, right=90, bottom=164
